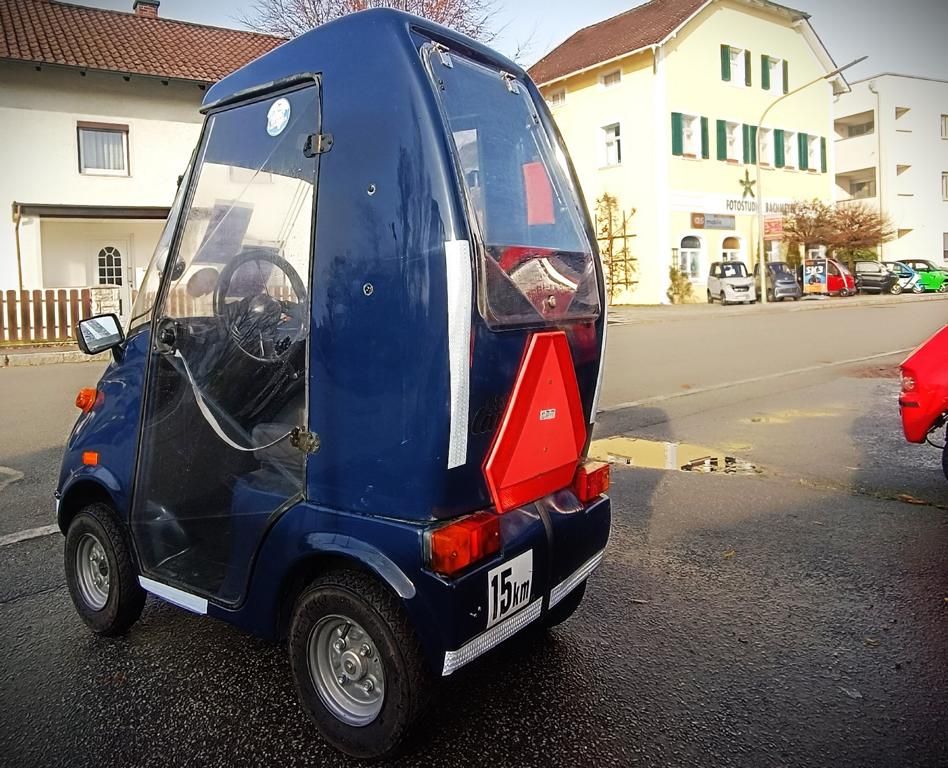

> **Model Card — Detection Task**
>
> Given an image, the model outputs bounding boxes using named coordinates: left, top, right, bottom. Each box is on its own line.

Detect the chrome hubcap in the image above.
left=307, top=615, right=385, bottom=726
left=75, top=533, right=110, bottom=610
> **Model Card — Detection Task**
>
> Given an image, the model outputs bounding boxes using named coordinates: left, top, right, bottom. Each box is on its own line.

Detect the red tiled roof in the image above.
left=529, top=0, right=709, bottom=84
left=0, top=0, right=286, bottom=83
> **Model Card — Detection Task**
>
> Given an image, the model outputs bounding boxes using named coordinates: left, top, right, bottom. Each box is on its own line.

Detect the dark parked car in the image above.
left=851, top=260, right=897, bottom=294
left=754, top=261, right=802, bottom=301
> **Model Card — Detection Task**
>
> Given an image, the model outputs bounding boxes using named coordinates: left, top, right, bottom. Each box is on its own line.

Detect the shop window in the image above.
left=679, top=235, right=702, bottom=278
left=78, top=122, right=129, bottom=176
left=721, top=236, right=741, bottom=262
left=602, top=123, right=621, bottom=166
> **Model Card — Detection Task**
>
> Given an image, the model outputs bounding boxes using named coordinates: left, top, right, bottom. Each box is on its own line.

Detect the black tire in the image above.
left=64, top=503, right=146, bottom=636
left=720, top=291, right=727, bottom=306
left=543, top=581, right=587, bottom=628
left=288, top=570, right=433, bottom=760
left=706, top=290, right=713, bottom=304
left=767, top=289, right=775, bottom=302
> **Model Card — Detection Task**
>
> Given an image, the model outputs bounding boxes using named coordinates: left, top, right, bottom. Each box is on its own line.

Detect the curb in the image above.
left=1, top=350, right=107, bottom=368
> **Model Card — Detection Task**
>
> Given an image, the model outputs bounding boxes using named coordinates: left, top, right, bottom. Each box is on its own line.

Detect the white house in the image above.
left=833, top=73, right=948, bottom=264
left=0, top=0, right=282, bottom=320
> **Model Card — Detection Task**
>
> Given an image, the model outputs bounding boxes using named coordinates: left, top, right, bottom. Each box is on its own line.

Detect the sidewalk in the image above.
left=0, top=344, right=107, bottom=368
left=607, top=291, right=948, bottom=325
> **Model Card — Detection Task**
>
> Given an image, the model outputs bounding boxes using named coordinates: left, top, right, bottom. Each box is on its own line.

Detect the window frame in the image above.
left=806, top=135, right=820, bottom=172
left=765, top=56, right=784, bottom=93
left=546, top=87, right=566, bottom=109
left=942, top=171, right=948, bottom=201
left=679, top=235, right=703, bottom=279
left=602, top=122, right=622, bottom=167
left=725, top=120, right=743, bottom=164
left=782, top=129, right=798, bottom=169
left=728, top=46, right=747, bottom=88
left=681, top=113, right=701, bottom=158
left=600, top=69, right=622, bottom=89
left=941, top=114, right=948, bottom=139
left=77, top=121, right=130, bottom=177
left=758, top=126, right=775, bottom=166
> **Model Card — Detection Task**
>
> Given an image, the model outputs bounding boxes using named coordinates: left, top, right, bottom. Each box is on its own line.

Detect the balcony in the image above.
left=835, top=167, right=876, bottom=203
left=834, top=133, right=877, bottom=173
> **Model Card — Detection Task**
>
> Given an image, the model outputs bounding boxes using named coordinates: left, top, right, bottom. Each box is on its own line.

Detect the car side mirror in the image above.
left=76, top=314, right=125, bottom=357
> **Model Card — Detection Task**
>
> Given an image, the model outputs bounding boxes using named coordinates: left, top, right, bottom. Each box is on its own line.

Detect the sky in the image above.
left=73, top=0, right=948, bottom=82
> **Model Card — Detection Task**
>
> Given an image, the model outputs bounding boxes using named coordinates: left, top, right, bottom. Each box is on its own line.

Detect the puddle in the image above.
left=740, top=408, right=839, bottom=425
left=589, top=437, right=761, bottom=475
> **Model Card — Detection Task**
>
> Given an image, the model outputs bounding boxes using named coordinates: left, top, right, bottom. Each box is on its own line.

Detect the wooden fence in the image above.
left=0, top=289, right=92, bottom=344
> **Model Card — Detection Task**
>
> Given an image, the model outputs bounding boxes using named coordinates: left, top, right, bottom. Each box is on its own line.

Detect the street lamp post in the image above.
left=755, top=56, right=867, bottom=304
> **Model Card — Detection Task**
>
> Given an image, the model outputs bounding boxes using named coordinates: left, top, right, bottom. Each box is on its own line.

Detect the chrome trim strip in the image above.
left=138, top=576, right=208, bottom=615
left=442, top=598, right=542, bottom=676
left=445, top=239, right=472, bottom=469
left=548, top=549, right=605, bottom=609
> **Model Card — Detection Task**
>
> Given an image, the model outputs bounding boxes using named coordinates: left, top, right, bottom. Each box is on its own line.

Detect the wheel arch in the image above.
left=58, top=477, right=118, bottom=533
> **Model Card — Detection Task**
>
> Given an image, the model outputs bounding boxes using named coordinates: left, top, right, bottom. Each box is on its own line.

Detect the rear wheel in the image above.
left=706, top=290, right=713, bottom=304
left=543, top=581, right=587, bottom=628
left=939, top=283, right=947, bottom=294
left=890, top=283, right=903, bottom=296
left=64, top=503, right=145, bottom=636
left=289, top=570, right=432, bottom=760
left=912, top=283, right=925, bottom=294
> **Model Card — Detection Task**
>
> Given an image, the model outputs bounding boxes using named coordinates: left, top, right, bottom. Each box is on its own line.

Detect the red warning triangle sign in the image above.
left=483, top=331, right=587, bottom=513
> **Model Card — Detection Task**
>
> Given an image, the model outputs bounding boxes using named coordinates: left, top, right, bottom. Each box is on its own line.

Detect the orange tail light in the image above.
left=75, top=388, right=97, bottom=413
left=427, top=511, right=501, bottom=577
left=573, top=461, right=610, bottom=503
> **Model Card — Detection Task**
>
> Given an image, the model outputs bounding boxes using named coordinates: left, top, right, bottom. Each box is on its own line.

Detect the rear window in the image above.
left=428, top=48, right=600, bottom=328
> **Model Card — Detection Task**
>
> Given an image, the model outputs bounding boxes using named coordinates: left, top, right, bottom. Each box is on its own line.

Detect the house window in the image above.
left=941, top=114, right=948, bottom=139
left=807, top=135, right=820, bottom=171
left=679, top=235, right=702, bottom=278
left=602, top=123, right=621, bottom=166
left=943, top=172, right=948, bottom=201
left=761, top=55, right=784, bottom=93
left=847, top=120, right=874, bottom=137
left=782, top=130, right=797, bottom=169
left=759, top=127, right=774, bottom=166
left=97, top=246, right=123, bottom=286
left=850, top=179, right=876, bottom=199
left=601, top=70, right=621, bottom=88
left=721, top=45, right=748, bottom=86
left=721, top=236, right=741, bottom=262
left=682, top=114, right=701, bottom=157
left=78, top=122, right=129, bottom=176
left=726, top=121, right=743, bottom=163
left=547, top=88, right=566, bottom=108
left=943, top=232, right=948, bottom=261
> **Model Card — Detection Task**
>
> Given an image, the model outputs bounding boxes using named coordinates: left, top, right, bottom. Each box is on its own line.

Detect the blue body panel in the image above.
left=56, top=9, right=611, bottom=674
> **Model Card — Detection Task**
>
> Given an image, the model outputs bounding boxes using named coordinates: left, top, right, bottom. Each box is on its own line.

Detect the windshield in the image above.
left=429, top=48, right=600, bottom=328
left=768, top=262, right=792, bottom=274
left=721, top=263, right=748, bottom=278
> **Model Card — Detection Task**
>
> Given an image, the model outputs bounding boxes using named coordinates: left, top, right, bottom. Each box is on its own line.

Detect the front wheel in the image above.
left=939, top=283, right=948, bottom=294
left=720, top=291, right=727, bottom=306
left=64, top=503, right=145, bottom=636
left=890, top=283, right=903, bottom=296
left=912, top=283, right=925, bottom=294
left=289, top=571, right=432, bottom=760
left=707, top=290, right=713, bottom=304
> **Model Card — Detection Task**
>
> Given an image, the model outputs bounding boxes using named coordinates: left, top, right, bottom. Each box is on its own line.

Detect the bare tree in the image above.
left=240, top=0, right=498, bottom=41
left=828, top=201, right=896, bottom=260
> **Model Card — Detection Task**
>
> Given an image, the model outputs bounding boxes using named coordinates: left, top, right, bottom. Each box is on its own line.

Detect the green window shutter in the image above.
left=721, top=44, right=731, bottom=81
left=798, top=132, right=808, bottom=170
left=761, top=54, right=770, bottom=90
left=782, top=60, right=789, bottom=93
left=750, top=125, right=758, bottom=164
left=742, top=124, right=751, bottom=164
left=820, top=136, right=827, bottom=173
left=701, top=117, right=710, bottom=158
left=744, top=50, right=752, bottom=86
left=671, top=112, right=683, bottom=156
left=774, top=129, right=785, bottom=167
left=716, top=119, right=727, bottom=160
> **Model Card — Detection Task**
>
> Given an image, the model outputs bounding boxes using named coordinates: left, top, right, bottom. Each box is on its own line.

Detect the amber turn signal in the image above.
left=573, top=460, right=610, bottom=503
left=427, top=511, right=501, bottom=577
left=75, top=387, right=97, bottom=412
left=82, top=451, right=99, bottom=466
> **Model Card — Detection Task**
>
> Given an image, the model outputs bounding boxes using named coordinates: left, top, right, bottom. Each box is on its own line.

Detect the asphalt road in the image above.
left=0, top=296, right=945, bottom=767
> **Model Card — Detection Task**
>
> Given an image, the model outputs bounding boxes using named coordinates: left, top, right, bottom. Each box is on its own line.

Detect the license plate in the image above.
left=486, top=550, right=533, bottom=628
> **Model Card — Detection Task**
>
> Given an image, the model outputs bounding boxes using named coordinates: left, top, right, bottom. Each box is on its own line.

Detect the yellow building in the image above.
left=529, top=0, right=849, bottom=304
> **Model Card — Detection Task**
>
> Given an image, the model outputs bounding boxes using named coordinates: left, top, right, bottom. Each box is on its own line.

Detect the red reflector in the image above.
left=428, top=512, right=501, bottom=577
left=82, top=451, right=99, bottom=466
left=75, top=387, right=97, bottom=412
left=573, top=461, right=610, bottom=503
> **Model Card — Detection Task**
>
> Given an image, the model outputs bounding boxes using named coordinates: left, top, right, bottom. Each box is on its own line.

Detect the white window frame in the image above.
left=783, top=129, right=797, bottom=169
left=600, top=69, right=622, bottom=88
left=681, top=113, right=701, bottom=158
left=601, top=123, right=622, bottom=167
left=726, top=120, right=743, bottom=163
left=77, top=123, right=130, bottom=177
left=721, top=236, right=743, bottom=262
left=679, top=235, right=703, bottom=279
left=941, top=114, right=948, bottom=139
left=546, top=88, right=566, bottom=109
left=728, top=46, right=746, bottom=88
left=942, top=172, right=948, bottom=201
left=759, top=126, right=775, bottom=166
left=766, top=56, right=784, bottom=93
left=807, top=134, right=820, bottom=171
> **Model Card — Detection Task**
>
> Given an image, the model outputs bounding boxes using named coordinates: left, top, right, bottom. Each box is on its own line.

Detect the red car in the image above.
left=826, top=258, right=856, bottom=297
left=899, top=325, right=948, bottom=479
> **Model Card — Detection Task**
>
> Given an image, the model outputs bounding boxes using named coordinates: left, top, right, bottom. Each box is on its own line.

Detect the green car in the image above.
left=886, top=260, right=948, bottom=293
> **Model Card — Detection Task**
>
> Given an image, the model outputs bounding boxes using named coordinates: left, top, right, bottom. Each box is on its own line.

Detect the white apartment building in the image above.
left=0, top=0, right=282, bottom=318
left=834, top=73, right=948, bottom=264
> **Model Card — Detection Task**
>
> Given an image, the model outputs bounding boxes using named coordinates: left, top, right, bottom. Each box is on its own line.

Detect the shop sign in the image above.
left=763, top=215, right=784, bottom=240
left=690, top=212, right=736, bottom=230
left=803, top=258, right=827, bottom=294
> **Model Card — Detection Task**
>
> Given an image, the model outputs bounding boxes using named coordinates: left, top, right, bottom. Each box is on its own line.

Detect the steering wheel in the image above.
left=213, top=247, right=308, bottom=363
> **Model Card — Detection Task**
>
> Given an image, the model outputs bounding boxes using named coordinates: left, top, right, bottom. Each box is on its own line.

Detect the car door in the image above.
left=708, top=264, right=720, bottom=295
left=130, top=82, right=320, bottom=605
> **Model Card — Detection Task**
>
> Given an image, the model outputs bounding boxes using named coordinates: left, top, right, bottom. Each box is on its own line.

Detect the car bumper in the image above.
left=773, top=284, right=801, bottom=298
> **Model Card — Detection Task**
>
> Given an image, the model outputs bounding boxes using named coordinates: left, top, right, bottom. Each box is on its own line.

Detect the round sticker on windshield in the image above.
left=266, top=98, right=291, bottom=136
